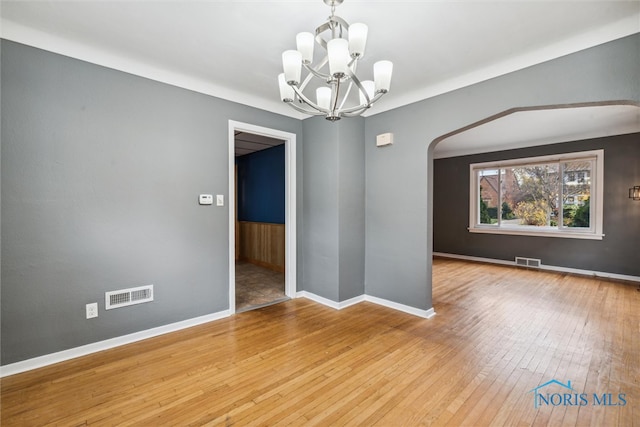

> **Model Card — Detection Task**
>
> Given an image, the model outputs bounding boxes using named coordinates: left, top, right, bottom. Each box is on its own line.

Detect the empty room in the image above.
left=1, top=1, right=639, bottom=425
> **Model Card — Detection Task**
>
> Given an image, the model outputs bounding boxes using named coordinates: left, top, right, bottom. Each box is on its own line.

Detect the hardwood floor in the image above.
left=2, top=259, right=639, bottom=426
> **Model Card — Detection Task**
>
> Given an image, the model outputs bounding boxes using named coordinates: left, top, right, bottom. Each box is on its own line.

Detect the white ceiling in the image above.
left=2, top=0, right=639, bottom=121
left=235, top=132, right=284, bottom=157
left=433, top=103, right=640, bottom=158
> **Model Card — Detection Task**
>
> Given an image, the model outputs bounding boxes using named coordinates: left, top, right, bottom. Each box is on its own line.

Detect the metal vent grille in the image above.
left=515, top=257, right=542, bottom=268
left=131, top=289, right=151, bottom=301
left=105, top=285, right=153, bottom=310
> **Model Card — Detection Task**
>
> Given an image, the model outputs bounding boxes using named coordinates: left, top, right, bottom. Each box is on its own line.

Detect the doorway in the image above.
left=228, top=121, right=297, bottom=314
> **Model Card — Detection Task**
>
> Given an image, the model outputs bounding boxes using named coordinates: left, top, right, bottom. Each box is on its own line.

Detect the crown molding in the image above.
left=364, top=14, right=640, bottom=117
left=0, top=19, right=306, bottom=120
left=2, top=13, right=638, bottom=121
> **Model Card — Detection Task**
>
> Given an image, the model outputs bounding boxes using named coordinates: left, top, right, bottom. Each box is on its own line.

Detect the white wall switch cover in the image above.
left=376, top=132, right=394, bottom=147
left=216, top=195, right=224, bottom=206
left=199, top=194, right=213, bottom=205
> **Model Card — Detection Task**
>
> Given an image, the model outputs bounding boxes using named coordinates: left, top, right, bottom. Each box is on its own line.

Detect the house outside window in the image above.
left=469, top=150, right=604, bottom=239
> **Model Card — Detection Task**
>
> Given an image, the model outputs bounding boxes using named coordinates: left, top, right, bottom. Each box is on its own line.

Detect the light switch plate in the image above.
left=199, top=194, right=213, bottom=205
left=216, top=195, right=224, bottom=206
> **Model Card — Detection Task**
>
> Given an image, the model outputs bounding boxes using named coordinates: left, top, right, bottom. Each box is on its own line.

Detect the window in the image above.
left=469, top=150, right=604, bottom=239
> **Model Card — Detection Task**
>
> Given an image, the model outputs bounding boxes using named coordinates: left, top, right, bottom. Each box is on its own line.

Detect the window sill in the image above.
left=468, top=226, right=604, bottom=240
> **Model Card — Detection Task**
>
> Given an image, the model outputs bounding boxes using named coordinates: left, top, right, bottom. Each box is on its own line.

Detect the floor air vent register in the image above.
left=105, top=285, right=154, bottom=310
left=515, top=257, right=541, bottom=268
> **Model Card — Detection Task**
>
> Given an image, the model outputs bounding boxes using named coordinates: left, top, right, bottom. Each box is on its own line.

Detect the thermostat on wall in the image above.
left=199, top=194, right=213, bottom=205
left=376, top=132, right=394, bottom=147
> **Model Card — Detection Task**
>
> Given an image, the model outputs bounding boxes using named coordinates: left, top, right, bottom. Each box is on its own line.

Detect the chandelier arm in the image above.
left=298, top=71, right=315, bottom=93
left=314, top=21, right=332, bottom=51
left=315, top=15, right=349, bottom=51
left=337, top=81, right=353, bottom=111
left=331, top=15, right=350, bottom=31
left=345, top=65, right=370, bottom=106
left=339, top=92, right=385, bottom=114
left=302, top=58, right=331, bottom=82
left=341, top=108, right=369, bottom=117
left=340, top=95, right=386, bottom=116
left=291, top=85, right=331, bottom=114
left=285, top=101, right=326, bottom=116
left=337, top=61, right=358, bottom=110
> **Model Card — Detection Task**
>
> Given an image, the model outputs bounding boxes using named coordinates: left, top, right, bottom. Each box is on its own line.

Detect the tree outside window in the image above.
left=475, top=159, right=592, bottom=230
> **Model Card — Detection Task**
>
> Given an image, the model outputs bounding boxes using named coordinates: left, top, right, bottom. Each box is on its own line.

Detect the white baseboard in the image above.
left=4, top=290, right=438, bottom=377
left=297, top=291, right=436, bottom=319
left=296, top=291, right=365, bottom=310
left=0, top=310, right=230, bottom=378
left=433, top=252, right=640, bottom=283
left=296, top=291, right=339, bottom=309
left=364, top=295, right=436, bottom=319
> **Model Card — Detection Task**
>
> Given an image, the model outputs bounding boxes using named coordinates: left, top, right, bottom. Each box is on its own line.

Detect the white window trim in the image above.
left=468, top=150, right=604, bottom=240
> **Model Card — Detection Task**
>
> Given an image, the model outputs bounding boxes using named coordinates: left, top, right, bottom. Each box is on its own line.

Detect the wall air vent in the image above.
left=105, top=285, right=154, bottom=310
left=515, top=257, right=542, bottom=268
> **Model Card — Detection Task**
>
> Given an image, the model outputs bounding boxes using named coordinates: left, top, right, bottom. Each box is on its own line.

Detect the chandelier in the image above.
left=278, top=0, right=393, bottom=122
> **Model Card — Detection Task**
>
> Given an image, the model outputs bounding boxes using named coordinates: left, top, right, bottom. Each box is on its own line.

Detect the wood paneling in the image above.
left=238, top=221, right=285, bottom=272
left=2, top=259, right=639, bottom=425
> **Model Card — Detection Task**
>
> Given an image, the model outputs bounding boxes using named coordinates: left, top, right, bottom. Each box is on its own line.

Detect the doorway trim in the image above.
left=228, top=120, right=297, bottom=314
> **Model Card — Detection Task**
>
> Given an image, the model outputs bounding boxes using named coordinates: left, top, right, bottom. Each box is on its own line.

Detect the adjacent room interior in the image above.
left=234, top=131, right=288, bottom=312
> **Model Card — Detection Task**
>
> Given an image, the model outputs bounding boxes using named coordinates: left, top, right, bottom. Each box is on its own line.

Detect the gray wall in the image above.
left=337, top=118, right=366, bottom=301
left=363, top=34, right=640, bottom=310
left=1, top=40, right=303, bottom=365
left=301, top=116, right=366, bottom=302
left=434, top=133, right=640, bottom=275
left=302, top=117, right=339, bottom=300
left=2, top=33, right=639, bottom=365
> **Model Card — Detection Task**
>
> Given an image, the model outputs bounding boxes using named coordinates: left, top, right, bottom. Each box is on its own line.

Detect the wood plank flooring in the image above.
left=2, top=259, right=639, bottom=426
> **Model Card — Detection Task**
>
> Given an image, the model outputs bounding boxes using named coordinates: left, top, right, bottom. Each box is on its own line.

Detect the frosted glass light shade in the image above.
left=278, top=74, right=295, bottom=101
left=348, top=23, right=368, bottom=58
left=296, top=32, right=315, bottom=64
left=374, top=60, right=393, bottom=93
left=277, top=3, right=392, bottom=120
left=317, top=87, right=332, bottom=110
left=359, top=80, right=375, bottom=105
left=327, top=38, right=350, bottom=78
left=282, top=50, right=302, bottom=85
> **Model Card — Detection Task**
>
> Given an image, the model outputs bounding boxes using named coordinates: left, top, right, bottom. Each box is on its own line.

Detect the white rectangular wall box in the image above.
left=105, top=285, right=154, bottom=310
left=86, top=303, right=98, bottom=319
left=216, top=195, right=224, bottom=206
left=376, top=132, right=394, bottom=147
left=199, top=194, right=213, bottom=205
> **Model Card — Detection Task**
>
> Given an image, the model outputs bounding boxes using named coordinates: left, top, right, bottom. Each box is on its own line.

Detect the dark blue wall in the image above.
left=237, top=145, right=285, bottom=224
